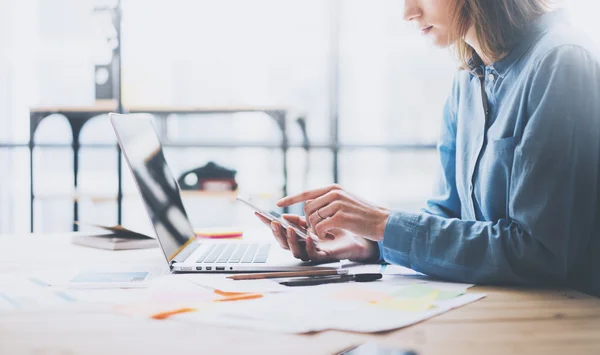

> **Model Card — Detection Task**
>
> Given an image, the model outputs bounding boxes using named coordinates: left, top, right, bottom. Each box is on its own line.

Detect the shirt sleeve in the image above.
left=422, top=89, right=461, bottom=219
left=378, top=80, right=461, bottom=262
left=381, top=45, right=600, bottom=286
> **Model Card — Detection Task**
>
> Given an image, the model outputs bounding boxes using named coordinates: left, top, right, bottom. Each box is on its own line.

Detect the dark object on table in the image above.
left=336, top=343, right=418, bottom=355
left=177, top=161, right=238, bottom=192
left=71, top=223, right=157, bottom=250
left=279, top=273, right=382, bottom=287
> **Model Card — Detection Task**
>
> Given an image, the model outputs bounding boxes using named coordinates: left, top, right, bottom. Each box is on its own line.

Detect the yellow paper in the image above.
left=370, top=290, right=438, bottom=311
left=329, top=287, right=391, bottom=303
left=370, top=298, right=434, bottom=311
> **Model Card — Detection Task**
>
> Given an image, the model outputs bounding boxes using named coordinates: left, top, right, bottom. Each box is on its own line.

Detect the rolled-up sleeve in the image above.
left=381, top=46, right=600, bottom=286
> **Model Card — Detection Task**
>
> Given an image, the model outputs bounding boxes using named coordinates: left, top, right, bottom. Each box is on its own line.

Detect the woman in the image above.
left=257, top=0, right=600, bottom=296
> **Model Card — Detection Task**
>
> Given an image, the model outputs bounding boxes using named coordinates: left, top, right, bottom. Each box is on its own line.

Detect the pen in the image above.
left=279, top=273, right=382, bottom=287
left=227, top=269, right=347, bottom=280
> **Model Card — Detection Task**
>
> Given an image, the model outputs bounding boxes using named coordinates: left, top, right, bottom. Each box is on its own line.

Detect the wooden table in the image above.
left=1, top=233, right=599, bottom=355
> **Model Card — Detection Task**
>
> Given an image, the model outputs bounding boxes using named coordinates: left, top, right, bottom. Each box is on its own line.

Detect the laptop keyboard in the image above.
left=196, top=243, right=271, bottom=264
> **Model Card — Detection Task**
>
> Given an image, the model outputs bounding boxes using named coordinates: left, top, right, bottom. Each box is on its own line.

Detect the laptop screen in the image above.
left=110, top=113, right=195, bottom=263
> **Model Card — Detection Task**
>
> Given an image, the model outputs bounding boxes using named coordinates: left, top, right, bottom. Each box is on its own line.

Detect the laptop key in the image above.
left=216, top=244, right=237, bottom=263
left=253, top=244, right=271, bottom=263
left=253, top=258, right=267, bottom=263
left=204, top=244, right=226, bottom=263
left=196, top=244, right=216, bottom=263
left=241, top=245, right=259, bottom=263
left=258, top=244, right=271, bottom=254
left=228, top=244, right=248, bottom=263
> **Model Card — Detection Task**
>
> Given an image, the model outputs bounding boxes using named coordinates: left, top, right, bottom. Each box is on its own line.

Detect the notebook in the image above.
left=71, top=223, right=158, bottom=251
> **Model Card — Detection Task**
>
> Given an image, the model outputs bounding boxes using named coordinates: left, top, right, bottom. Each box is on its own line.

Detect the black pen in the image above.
left=279, top=273, right=382, bottom=287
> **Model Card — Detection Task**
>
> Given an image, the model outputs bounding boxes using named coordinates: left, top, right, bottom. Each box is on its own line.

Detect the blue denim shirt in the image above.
left=381, top=10, right=600, bottom=297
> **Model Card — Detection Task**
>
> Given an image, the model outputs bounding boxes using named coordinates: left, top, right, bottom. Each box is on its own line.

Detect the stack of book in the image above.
left=71, top=223, right=158, bottom=251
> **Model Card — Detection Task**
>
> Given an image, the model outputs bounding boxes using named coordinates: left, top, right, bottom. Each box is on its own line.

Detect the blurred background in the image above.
left=0, top=0, right=596, bottom=235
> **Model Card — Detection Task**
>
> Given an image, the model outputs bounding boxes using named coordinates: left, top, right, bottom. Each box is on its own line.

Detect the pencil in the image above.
left=213, top=293, right=263, bottom=302
left=151, top=307, right=197, bottom=320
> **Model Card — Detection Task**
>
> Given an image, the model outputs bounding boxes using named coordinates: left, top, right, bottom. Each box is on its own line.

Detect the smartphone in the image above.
left=236, top=196, right=319, bottom=243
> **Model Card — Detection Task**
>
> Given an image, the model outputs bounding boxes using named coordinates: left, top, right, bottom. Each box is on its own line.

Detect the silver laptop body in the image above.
left=109, top=113, right=327, bottom=273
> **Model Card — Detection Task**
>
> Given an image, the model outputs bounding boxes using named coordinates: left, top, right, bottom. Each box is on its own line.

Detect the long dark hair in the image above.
left=452, top=0, right=550, bottom=68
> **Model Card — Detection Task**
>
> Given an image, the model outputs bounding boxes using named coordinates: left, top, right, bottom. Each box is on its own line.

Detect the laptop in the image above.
left=109, top=113, right=329, bottom=273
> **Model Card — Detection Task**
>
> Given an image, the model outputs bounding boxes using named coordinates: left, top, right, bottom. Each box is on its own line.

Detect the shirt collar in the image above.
left=467, top=9, right=568, bottom=78
left=467, top=53, right=485, bottom=77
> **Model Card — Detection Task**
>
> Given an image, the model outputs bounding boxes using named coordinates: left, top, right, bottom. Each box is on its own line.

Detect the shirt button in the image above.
left=488, top=73, right=495, bottom=82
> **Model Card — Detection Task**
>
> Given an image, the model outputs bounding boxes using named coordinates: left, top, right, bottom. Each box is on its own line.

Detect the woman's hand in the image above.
left=255, top=213, right=380, bottom=263
left=277, top=184, right=390, bottom=242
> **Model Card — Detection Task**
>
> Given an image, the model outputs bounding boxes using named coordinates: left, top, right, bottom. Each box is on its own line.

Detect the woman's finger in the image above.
left=311, top=200, right=344, bottom=223
left=304, top=190, right=346, bottom=222
left=255, top=213, right=288, bottom=249
left=277, top=184, right=342, bottom=207
left=305, top=237, right=332, bottom=262
left=312, top=211, right=348, bottom=240
left=308, top=203, right=346, bottom=240
left=254, top=212, right=272, bottom=226
left=286, top=227, right=309, bottom=261
left=271, top=221, right=289, bottom=250
left=282, top=213, right=334, bottom=241
left=281, top=214, right=308, bottom=228
left=306, top=199, right=345, bottom=231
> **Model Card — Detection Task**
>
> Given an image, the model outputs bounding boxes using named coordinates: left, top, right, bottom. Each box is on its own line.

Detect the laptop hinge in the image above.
left=171, top=241, right=200, bottom=264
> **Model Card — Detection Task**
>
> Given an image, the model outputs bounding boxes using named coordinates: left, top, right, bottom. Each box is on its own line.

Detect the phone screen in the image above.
left=236, top=196, right=319, bottom=243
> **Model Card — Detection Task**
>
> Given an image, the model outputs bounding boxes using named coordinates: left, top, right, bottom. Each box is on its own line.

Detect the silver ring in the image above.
left=316, top=208, right=325, bottom=221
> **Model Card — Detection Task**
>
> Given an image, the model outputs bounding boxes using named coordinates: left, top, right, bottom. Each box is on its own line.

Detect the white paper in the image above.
left=377, top=275, right=472, bottom=288
left=0, top=276, right=77, bottom=311
left=381, top=264, right=423, bottom=276
left=3, top=259, right=483, bottom=334
left=32, top=265, right=170, bottom=289
left=66, top=288, right=151, bottom=305
left=181, top=274, right=290, bottom=293
left=337, top=262, right=422, bottom=276
left=173, top=281, right=485, bottom=333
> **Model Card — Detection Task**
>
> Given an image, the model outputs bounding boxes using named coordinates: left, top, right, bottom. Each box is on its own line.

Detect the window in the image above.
left=0, top=0, right=597, bottom=233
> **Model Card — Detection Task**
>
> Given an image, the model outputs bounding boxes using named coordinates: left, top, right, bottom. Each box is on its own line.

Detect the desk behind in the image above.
left=1, top=233, right=599, bottom=355
left=29, top=103, right=293, bottom=233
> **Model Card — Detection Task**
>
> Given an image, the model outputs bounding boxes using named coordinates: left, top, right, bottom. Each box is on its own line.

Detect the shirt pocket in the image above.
left=476, top=137, right=517, bottom=220
left=488, top=136, right=517, bottom=152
